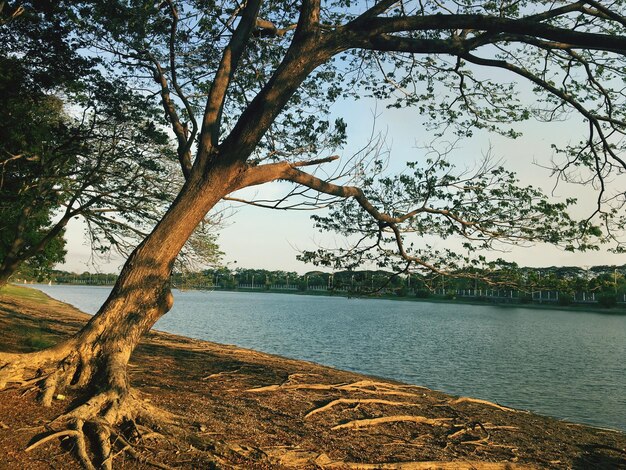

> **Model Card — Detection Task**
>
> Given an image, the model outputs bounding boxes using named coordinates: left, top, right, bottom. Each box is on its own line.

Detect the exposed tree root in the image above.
left=25, top=389, right=176, bottom=470
left=382, top=441, right=425, bottom=448
left=448, top=397, right=520, bottom=413
left=262, top=448, right=533, bottom=469
left=0, top=342, right=97, bottom=407
left=246, top=379, right=422, bottom=397
left=202, top=367, right=242, bottom=380
left=245, top=382, right=332, bottom=393
left=483, top=424, right=519, bottom=431
left=25, top=429, right=80, bottom=452
left=305, top=398, right=422, bottom=419
left=460, top=436, right=490, bottom=446
left=331, top=415, right=453, bottom=431
left=446, top=421, right=522, bottom=452
left=322, top=460, right=534, bottom=469
left=340, top=380, right=424, bottom=396
left=1, top=344, right=183, bottom=469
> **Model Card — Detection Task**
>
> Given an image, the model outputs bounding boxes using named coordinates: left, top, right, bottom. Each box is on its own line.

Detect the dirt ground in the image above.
left=0, top=285, right=624, bottom=469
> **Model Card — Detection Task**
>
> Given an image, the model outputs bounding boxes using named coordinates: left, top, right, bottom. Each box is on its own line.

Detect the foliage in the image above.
left=597, top=292, right=618, bottom=308
left=16, top=0, right=624, bottom=282
left=0, top=53, right=72, bottom=279
left=43, top=264, right=626, bottom=309
left=557, top=293, right=574, bottom=307
left=0, top=2, right=221, bottom=283
left=299, top=155, right=601, bottom=280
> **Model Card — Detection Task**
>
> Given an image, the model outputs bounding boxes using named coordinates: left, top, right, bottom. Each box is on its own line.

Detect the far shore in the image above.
left=33, top=280, right=626, bottom=315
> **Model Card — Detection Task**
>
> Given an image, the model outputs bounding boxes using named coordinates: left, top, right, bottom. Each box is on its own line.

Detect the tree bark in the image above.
left=77, top=160, right=243, bottom=371
left=0, top=259, right=20, bottom=287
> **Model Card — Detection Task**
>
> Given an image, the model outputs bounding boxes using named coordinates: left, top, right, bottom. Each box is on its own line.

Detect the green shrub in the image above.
left=415, top=289, right=431, bottom=298
left=396, top=286, right=408, bottom=297
left=597, top=293, right=617, bottom=308
left=558, top=293, right=573, bottom=306
left=25, top=333, right=56, bottom=351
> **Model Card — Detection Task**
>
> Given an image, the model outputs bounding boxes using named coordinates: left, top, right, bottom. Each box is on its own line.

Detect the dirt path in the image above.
left=0, top=285, right=624, bottom=469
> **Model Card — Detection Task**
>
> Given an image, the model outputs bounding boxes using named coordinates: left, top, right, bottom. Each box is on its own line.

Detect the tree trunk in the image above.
left=0, top=212, right=29, bottom=287
left=0, top=159, right=244, bottom=399
left=0, top=206, right=70, bottom=288
left=0, top=159, right=247, bottom=467
left=0, top=259, right=20, bottom=287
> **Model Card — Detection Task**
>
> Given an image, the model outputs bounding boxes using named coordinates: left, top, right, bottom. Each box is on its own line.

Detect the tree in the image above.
left=0, top=1, right=91, bottom=284
left=1, top=1, right=626, bottom=467
left=0, top=63, right=70, bottom=281
left=0, top=3, right=220, bottom=286
left=0, top=56, right=179, bottom=286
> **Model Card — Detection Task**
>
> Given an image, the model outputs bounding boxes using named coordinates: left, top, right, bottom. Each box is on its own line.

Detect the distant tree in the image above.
left=0, top=4, right=220, bottom=286
left=1, top=2, right=626, bottom=468
left=0, top=54, right=179, bottom=286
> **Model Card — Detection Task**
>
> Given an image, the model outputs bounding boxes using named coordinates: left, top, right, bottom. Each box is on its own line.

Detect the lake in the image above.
left=33, top=285, right=626, bottom=432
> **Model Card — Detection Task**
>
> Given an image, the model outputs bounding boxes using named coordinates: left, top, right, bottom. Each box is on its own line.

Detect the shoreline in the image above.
left=31, top=281, right=626, bottom=315
left=1, top=284, right=625, bottom=468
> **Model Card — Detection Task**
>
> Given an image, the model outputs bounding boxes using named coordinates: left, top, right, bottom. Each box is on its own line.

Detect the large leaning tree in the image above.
left=1, top=0, right=626, bottom=467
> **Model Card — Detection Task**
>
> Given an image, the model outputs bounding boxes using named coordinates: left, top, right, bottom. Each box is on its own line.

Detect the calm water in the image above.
left=34, top=285, right=626, bottom=432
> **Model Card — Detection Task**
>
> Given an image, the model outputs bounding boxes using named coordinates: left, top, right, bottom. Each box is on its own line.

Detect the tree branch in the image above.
left=460, top=52, right=626, bottom=170
left=218, top=5, right=335, bottom=164
left=148, top=56, right=193, bottom=178
left=198, top=0, right=262, bottom=159
left=232, top=161, right=418, bottom=225
left=294, top=0, right=321, bottom=37
left=345, top=13, right=626, bottom=53
left=584, top=0, right=626, bottom=28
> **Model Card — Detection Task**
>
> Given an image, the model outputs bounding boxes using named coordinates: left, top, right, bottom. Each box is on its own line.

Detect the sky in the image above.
left=57, top=92, right=626, bottom=275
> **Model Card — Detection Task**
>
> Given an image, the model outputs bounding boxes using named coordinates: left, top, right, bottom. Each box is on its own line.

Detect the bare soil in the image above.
left=0, top=285, right=624, bottom=469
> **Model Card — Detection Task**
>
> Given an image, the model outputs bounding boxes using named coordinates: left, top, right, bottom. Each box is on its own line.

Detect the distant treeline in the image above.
left=17, top=264, right=626, bottom=308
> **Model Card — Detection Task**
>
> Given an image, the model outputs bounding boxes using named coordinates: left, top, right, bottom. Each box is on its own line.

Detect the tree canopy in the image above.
left=66, top=0, right=626, bottom=267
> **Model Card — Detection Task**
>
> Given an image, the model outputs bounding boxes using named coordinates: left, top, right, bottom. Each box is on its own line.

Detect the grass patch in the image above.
left=23, top=332, right=57, bottom=351
left=0, top=284, right=51, bottom=303
left=8, top=324, right=58, bottom=352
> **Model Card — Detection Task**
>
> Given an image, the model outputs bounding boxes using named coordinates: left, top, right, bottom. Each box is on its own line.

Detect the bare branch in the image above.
left=459, top=52, right=626, bottom=170
left=584, top=0, right=626, bottom=28
left=292, top=155, right=339, bottom=167
left=148, top=56, right=193, bottom=178
left=165, top=0, right=198, bottom=170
